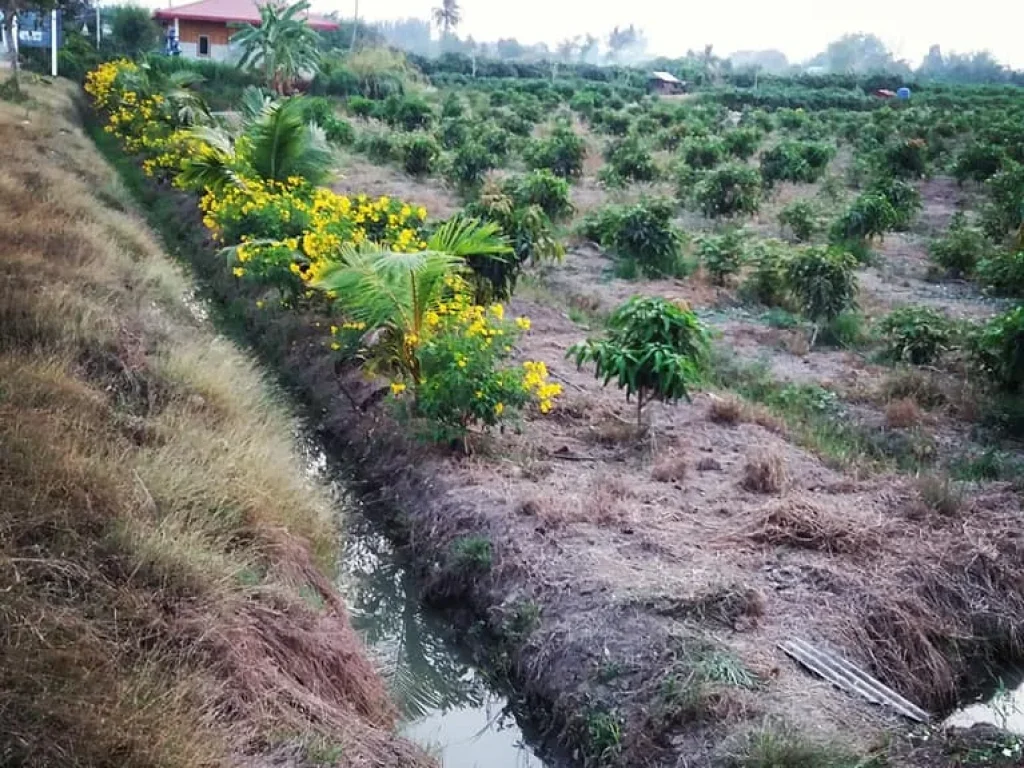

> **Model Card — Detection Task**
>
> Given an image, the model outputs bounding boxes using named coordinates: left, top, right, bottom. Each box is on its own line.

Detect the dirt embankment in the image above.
left=86, top=87, right=1024, bottom=767
left=0, top=81, right=430, bottom=768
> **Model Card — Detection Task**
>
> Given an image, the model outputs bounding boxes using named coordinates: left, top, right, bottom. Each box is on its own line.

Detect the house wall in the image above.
left=175, top=20, right=240, bottom=62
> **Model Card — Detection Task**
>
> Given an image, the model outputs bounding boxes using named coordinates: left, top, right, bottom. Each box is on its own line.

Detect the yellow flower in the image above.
left=330, top=342, right=342, bottom=351
left=494, top=402, right=505, bottom=416
left=233, top=267, right=245, bottom=277
left=330, top=325, right=339, bottom=335
left=417, top=206, right=427, bottom=220
left=256, top=300, right=265, bottom=309
left=490, top=304, right=505, bottom=320
left=516, top=317, right=532, bottom=331
left=390, top=382, right=407, bottom=395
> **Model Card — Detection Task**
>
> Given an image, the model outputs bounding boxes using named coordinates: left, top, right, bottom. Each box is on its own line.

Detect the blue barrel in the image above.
left=897, top=87, right=911, bottom=100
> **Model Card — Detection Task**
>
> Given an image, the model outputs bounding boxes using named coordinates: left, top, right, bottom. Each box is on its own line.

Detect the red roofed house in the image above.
left=154, top=0, right=338, bottom=62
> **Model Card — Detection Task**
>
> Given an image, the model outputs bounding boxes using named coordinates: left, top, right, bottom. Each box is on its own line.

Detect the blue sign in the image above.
left=16, top=11, right=63, bottom=49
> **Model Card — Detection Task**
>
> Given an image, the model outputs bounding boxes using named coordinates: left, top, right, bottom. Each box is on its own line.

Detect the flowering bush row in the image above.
left=86, top=60, right=559, bottom=444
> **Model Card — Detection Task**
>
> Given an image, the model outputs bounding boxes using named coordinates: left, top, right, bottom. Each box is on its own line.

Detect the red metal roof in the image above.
left=154, top=0, right=339, bottom=30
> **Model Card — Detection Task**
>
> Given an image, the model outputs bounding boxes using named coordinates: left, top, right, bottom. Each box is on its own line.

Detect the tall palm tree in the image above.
left=232, top=0, right=321, bottom=94
left=430, top=0, right=461, bottom=41
left=179, top=91, right=332, bottom=192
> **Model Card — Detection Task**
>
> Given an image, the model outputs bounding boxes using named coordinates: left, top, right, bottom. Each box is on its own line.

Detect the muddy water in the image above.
left=301, top=439, right=548, bottom=768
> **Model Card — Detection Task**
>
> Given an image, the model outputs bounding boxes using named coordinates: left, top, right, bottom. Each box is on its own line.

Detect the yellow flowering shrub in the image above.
left=398, top=284, right=561, bottom=440
left=201, top=182, right=428, bottom=295
left=84, top=61, right=558, bottom=444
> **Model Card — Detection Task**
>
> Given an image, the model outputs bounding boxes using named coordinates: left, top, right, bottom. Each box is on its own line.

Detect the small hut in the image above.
left=648, top=71, right=687, bottom=96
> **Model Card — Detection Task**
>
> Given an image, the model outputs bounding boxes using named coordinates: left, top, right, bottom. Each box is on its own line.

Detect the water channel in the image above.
left=302, top=436, right=550, bottom=768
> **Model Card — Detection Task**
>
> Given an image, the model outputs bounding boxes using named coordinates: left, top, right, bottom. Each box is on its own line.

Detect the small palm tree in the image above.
left=179, top=91, right=332, bottom=192
left=431, top=0, right=461, bottom=41
left=232, top=0, right=321, bottom=94
left=312, top=218, right=509, bottom=382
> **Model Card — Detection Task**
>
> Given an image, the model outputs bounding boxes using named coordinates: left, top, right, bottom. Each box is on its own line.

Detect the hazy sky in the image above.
left=331, top=0, right=1024, bottom=68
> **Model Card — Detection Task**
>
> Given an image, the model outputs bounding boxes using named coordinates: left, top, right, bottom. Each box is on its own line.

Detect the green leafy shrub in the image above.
left=868, top=176, right=922, bottom=231
left=509, top=169, right=574, bottom=222
left=953, top=142, right=1006, bottom=184
left=598, top=110, right=633, bottom=136
left=879, top=306, right=954, bottom=365
left=697, top=230, right=746, bottom=285
left=579, top=200, right=685, bottom=279
left=438, top=117, right=470, bottom=149
left=569, top=296, right=709, bottom=427
left=441, top=91, right=464, bottom=119
left=347, top=95, right=376, bottom=118
left=444, top=141, right=495, bottom=191
left=681, top=135, right=726, bottom=170
left=977, top=250, right=1024, bottom=296
left=300, top=97, right=355, bottom=145
left=742, top=240, right=792, bottom=308
left=466, top=184, right=564, bottom=300
left=359, top=132, right=396, bottom=163
left=819, top=311, right=867, bottom=348
left=603, top=135, right=659, bottom=183
left=481, top=127, right=514, bottom=162
left=930, top=212, right=987, bottom=277
left=778, top=199, right=818, bottom=241
left=829, top=192, right=898, bottom=245
left=760, top=140, right=835, bottom=188
left=969, top=306, right=1024, bottom=392
left=881, top=137, right=928, bottom=179
left=691, top=163, right=762, bottom=219
left=784, top=246, right=859, bottom=330
left=524, top=122, right=586, bottom=180
left=980, top=161, right=1024, bottom=240
left=379, top=93, right=434, bottom=131
left=722, top=128, right=762, bottom=160
left=400, top=133, right=441, bottom=176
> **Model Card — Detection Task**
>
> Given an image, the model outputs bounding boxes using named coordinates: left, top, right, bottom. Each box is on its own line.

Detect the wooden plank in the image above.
left=780, top=638, right=931, bottom=723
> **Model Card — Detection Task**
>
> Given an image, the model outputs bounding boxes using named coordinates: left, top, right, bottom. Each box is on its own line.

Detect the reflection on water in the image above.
left=299, top=435, right=546, bottom=768
left=945, top=680, right=1024, bottom=735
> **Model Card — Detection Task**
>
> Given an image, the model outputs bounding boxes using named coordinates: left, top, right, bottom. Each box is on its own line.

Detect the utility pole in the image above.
left=349, top=0, right=357, bottom=50
left=49, top=7, right=55, bottom=76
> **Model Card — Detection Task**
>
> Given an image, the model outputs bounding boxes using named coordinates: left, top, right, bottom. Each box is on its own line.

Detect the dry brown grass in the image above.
left=741, top=451, right=787, bottom=494
left=0, top=82, right=428, bottom=767
left=745, top=496, right=876, bottom=555
left=885, top=397, right=924, bottom=428
left=652, top=454, right=688, bottom=483
left=707, top=395, right=785, bottom=433
left=708, top=395, right=744, bottom=425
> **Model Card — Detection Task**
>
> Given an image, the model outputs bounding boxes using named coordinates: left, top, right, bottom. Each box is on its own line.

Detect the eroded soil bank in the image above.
left=86, top=90, right=1024, bottom=767
left=0, top=80, right=429, bottom=768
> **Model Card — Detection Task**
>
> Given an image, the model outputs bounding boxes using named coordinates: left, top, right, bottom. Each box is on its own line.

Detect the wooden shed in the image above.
left=648, top=71, right=687, bottom=96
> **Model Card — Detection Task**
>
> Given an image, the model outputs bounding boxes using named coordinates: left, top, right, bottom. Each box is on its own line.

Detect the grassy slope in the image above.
left=0, top=80, right=429, bottom=768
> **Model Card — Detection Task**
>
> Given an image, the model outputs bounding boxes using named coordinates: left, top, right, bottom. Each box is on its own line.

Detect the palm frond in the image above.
left=178, top=126, right=243, bottom=192
left=239, top=85, right=274, bottom=122
left=428, top=216, right=512, bottom=259
left=313, top=244, right=463, bottom=333
left=243, top=98, right=332, bottom=184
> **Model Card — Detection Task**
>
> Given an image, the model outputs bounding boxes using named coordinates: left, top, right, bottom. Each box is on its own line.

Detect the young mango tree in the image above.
left=569, top=296, right=709, bottom=428
left=784, top=245, right=859, bottom=345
